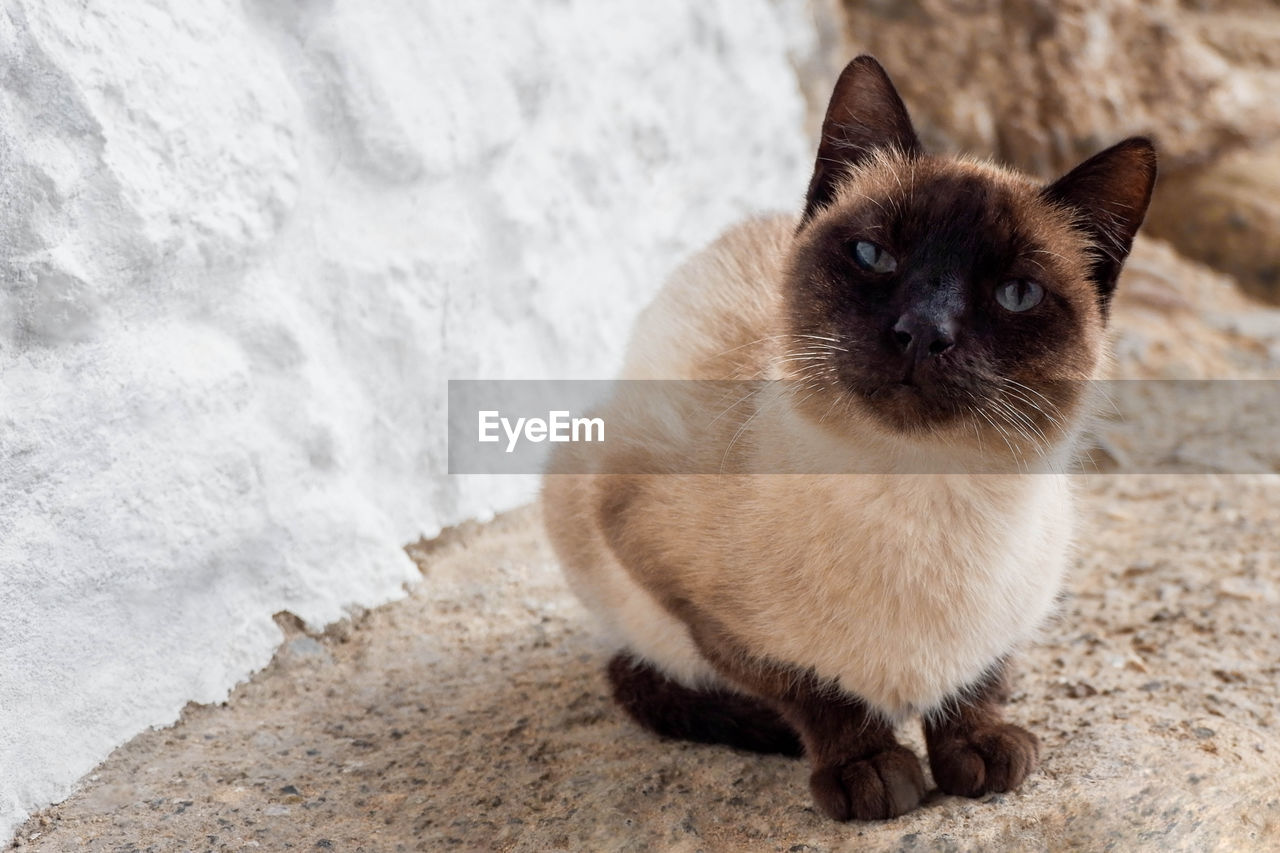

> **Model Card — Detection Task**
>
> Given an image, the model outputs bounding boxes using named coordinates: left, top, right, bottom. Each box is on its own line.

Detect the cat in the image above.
left=542, top=55, right=1156, bottom=821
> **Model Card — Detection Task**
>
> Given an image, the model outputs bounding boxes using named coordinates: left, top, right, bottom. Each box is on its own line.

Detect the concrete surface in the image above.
left=14, top=487, right=1280, bottom=850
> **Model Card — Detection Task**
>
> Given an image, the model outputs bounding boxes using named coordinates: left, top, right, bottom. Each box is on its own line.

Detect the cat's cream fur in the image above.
left=543, top=206, right=1083, bottom=719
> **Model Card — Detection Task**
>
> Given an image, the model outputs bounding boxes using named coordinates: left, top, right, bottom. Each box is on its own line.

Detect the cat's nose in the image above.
left=892, top=314, right=957, bottom=359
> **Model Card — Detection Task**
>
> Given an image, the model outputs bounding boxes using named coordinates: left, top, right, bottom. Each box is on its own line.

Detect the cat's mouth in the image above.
left=854, top=371, right=974, bottom=433
left=787, top=347, right=984, bottom=434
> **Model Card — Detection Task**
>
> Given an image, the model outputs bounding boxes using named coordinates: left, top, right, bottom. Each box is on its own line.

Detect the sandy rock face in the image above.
left=1109, top=237, right=1280, bottom=379
left=1146, top=143, right=1280, bottom=302
left=836, top=0, right=1280, bottom=177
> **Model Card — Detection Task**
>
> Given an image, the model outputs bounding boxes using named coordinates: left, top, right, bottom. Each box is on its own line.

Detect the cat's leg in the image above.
left=687, top=641, right=926, bottom=821
left=606, top=653, right=803, bottom=756
left=607, top=652, right=925, bottom=820
left=922, top=661, right=1040, bottom=798
left=769, top=677, right=925, bottom=821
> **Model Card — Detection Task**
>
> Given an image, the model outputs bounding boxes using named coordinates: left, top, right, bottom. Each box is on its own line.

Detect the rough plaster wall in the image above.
left=0, top=0, right=815, bottom=836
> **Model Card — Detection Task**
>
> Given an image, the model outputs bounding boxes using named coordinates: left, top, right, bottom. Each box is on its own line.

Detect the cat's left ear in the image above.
left=1042, top=137, right=1158, bottom=305
left=801, top=56, right=922, bottom=226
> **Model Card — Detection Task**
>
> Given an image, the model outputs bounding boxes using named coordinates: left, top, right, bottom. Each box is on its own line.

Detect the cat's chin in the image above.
left=855, top=381, right=969, bottom=436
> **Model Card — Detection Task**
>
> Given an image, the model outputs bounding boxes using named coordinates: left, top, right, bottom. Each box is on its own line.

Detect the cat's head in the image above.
left=781, top=56, right=1156, bottom=462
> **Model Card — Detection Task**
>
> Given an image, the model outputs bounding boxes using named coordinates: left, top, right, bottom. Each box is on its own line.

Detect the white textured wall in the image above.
left=0, top=0, right=815, bottom=836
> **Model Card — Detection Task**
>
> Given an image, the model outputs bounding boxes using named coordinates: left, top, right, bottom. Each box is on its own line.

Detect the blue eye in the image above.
left=996, top=279, right=1044, bottom=312
left=852, top=240, right=897, bottom=274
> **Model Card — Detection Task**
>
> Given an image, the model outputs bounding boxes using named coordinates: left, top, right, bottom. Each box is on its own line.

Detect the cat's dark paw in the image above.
left=809, top=745, right=925, bottom=821
left=928, top=723, right=1040, bottom=798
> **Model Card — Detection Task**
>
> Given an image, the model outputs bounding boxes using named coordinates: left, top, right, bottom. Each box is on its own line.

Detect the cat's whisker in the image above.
left=996, top=379, right=1067, bottom=435
left=971, top=400, right=1026, bottom=472
left=1000, top=378, right=1064, bottom=419
left=998, top=392, right=1067, bottom=455
left=1086, top=380, right=1122, bottom=420
left=710, top=333, right=792, bottom=360
left=788, top=333, right=849, bottom=343
left=989, top=393, right=1051, bottom=447
left=709, top=382, right=769, bottom=427
left=990, top=401, right=1046, bottom=457
left=817, top=391, right=845, bottom=427
left=1025, top=247, right=1070, bottom=265
left=719, top=388, right=779, bottom=472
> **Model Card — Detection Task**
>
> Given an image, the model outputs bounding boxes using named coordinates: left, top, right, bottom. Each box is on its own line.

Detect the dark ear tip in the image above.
left=1116, top=136, right=1159, bottom=172
left=836, top=55, right=890, bottom=84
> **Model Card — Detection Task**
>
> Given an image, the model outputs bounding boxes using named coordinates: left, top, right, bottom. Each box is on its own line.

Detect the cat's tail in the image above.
left=606, top=653, right=803, bottom=757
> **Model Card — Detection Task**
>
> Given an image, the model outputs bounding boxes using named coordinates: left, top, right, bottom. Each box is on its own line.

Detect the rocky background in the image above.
left=10, top=0, right=1280, bottom=849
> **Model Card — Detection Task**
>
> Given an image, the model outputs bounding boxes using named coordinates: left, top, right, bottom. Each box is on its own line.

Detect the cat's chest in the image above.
left=730, top=475, right=1073, bottom=716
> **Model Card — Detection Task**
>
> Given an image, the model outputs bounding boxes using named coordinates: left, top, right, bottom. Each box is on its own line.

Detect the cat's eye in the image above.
left=852, top=240, right=897, bottom=274
left=995, top=279, right=1044, bottom=312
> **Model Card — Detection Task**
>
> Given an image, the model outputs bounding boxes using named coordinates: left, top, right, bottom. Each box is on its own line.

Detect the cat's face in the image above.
left=782, top=57, right=1156, bottom=456
left=785, top=155, right=1101, bottom=439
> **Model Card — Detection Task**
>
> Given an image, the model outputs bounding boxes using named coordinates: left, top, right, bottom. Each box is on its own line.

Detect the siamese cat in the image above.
left=542, top=56, right=1156, bottom=821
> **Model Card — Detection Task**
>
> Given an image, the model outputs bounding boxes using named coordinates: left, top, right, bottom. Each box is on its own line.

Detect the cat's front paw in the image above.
left=809, top=745, right=925, bottom=821
left=928, top=723, right=1040, bottom=798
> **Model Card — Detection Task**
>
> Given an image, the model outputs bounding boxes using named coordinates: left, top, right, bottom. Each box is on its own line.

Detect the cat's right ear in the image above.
left=801, top=56, right=922, bottom=226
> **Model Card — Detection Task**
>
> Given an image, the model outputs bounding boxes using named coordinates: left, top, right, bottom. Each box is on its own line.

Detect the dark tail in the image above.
left=606, top=653, right=803, bottom=757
